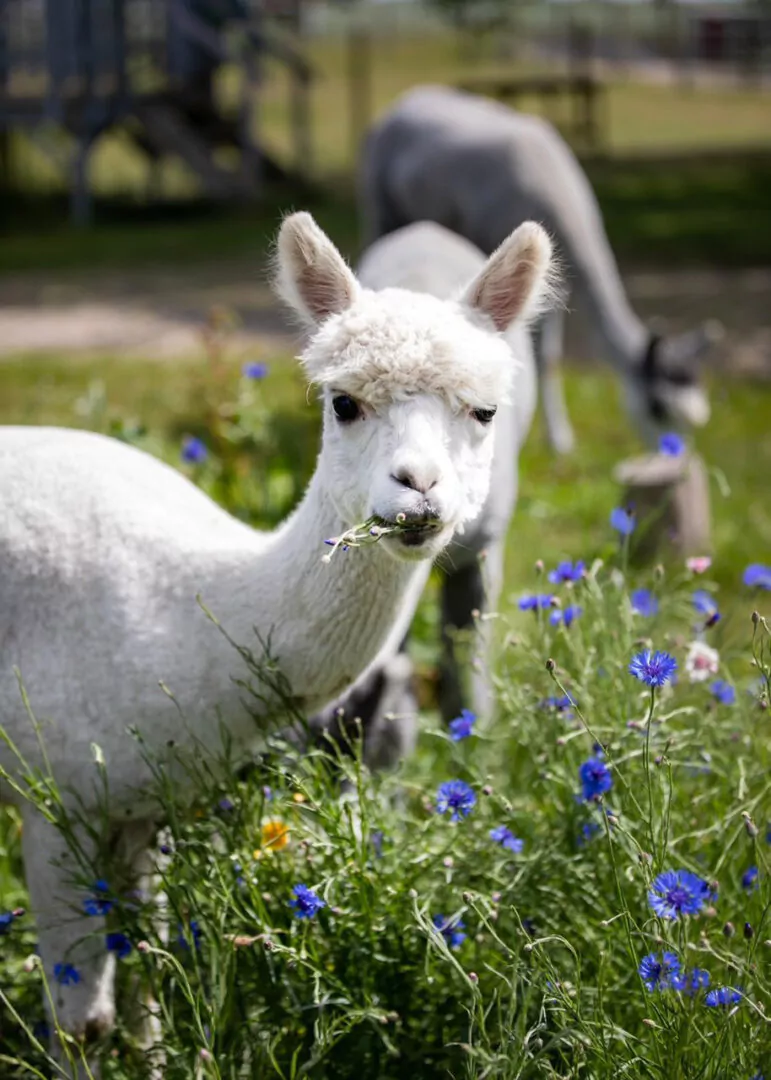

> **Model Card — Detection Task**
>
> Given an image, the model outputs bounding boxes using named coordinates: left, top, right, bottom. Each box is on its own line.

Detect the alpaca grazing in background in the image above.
left=0, top=211, right=554, bottom=1056
left=311, top=221, right=542, bottom=768
left=360, top=84, right=719, bottom=455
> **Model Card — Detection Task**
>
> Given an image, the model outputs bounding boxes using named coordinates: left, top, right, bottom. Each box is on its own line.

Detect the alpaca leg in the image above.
left=439, top=540, right=506, bottom=726
left=113, top=819, right=166, bottom=1077
left=536, top=308, right=574, bottom=455
left=309, top=642, right=418, bottom=772
left=21, top=805, right=116, bottom=1071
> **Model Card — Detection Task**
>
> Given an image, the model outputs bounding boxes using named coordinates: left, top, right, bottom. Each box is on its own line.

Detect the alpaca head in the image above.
left=624, top=322, right=721, bottom=447
left=276, top=212, right=554, bottom=561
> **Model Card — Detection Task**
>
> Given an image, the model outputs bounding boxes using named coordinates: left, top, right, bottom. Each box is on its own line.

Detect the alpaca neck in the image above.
left=571, top=235, right=648, bottom=370
left=203, top=470, right=425, bottom=718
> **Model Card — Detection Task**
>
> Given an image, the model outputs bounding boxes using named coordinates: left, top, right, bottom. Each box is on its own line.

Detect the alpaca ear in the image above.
left=275, top=211, right=360, bottom=326
left=461, top=222, right=555, bottom=332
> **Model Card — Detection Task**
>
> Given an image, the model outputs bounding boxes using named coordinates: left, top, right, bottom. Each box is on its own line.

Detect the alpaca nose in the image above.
left=391, top=467, right=438, bottom=494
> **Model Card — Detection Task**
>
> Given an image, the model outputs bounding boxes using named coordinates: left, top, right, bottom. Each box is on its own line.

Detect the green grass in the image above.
left=1, top=349, right=770, bottom=1077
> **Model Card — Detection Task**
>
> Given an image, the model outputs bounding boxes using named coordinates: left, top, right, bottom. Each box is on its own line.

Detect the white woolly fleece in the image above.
left=301, top=287, right=517, bottom=412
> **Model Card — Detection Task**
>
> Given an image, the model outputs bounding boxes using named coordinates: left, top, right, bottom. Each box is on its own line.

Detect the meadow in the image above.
left=1, top=25, right=771, bottom=1078
left=0, top=336, right=770, bottom=1079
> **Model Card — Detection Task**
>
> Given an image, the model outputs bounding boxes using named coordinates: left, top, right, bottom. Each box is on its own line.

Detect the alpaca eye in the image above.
left=332, top=395, right=361, bottom=422
left=472, top=406, right=497, bottom=425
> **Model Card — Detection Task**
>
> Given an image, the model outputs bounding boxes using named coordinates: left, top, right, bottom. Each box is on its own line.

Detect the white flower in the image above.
left=685, top=641, right=719, bottom=682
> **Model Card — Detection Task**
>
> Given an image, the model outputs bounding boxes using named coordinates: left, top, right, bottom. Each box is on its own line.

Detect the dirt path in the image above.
left=1, top=261, right=768, bottom=376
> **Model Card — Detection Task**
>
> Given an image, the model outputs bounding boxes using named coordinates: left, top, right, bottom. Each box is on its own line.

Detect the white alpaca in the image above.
left=361, top=85, right=717, bottom=454
left=311, top=221, right=539, bottom=760
left=0, top=211, right=553, bottom=1055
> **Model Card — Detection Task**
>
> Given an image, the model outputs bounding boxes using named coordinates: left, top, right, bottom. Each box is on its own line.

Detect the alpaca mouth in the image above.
left=379, top=514, right=443, bottom=549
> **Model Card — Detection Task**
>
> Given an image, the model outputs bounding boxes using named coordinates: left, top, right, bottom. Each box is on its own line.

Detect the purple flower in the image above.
left=218, top=796, right=235, bottom=812
left=449, top=709, right=476, bottom=741
left=639, top=951, right=681, bottom=991
left=743, top=564, right=771, bottom=590
left=548, top=560, right=585, bottom=584
left=432, top=914, right=466, bottom=949
left=673, top=967, right=711, bottom=996
left=105, top=932, right=132, bottom=959
left=289, top=884, right=325, bottom=920
left=181, top=436, right=208, bottom=465
left=370, top=830, right=384, bottom=858
left=436, top=780, right=476, bottom=822
left=631, top=588, right=659, bottom=617
left=549, top=604, right=582, bottom=627
left=518, top=593, right=554, bottom=612
left=579, top=757, right=612, bottom=801
left=610, top=507, right=636, bottom=536
left=659, top=432, right=685, bottom=456
left=710, top=679, right=735, bottom=706
left=242, top=361, right=269, bottom=380
left=742, top=866, right=759, bottom=892
left=648, top=869, right=712, bottom=920
left=489, top=825, right=524, bottom=853
left=705, top=986, right=742, bottom=1007
left=692, top=589, right=719, bottom=617
left=83, top=880, right=113, bottom=917
left=629, top=649, right=678, bottom=687
left=53, top=963, right=80, bottom=986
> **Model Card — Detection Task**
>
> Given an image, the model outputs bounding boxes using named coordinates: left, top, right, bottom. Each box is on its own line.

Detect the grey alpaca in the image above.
left=311, top=222, right=538, bottom=764
left=360, top=84, right=717, bottom=454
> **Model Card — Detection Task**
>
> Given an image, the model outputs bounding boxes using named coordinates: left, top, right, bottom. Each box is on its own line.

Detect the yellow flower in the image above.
left=260, top=819, right=290, bottom=853
left=292, top=792, right=306, bottom=804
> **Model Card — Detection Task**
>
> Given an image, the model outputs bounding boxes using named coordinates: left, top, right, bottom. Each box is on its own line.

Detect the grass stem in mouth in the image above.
left=321, top=513, right=431, bottom=562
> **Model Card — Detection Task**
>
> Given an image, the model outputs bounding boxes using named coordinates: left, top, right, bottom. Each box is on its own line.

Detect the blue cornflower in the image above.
left=181, top=435, right=208, bottom=464
left=177, top=919, right=202, bottom=950
left=629, top=649, right=678, bottom=687
left=518, top=593, right=554, bottom=612
left=631, top=588, right=659, bottom=617
left=638, top=951, right=682, bottom=991
left=548, top=559, right=585, bottom=584
left=610, top=507, right=636, bottom=535
left=0, top=911, right=17, bottom=934
left=705, top=986, right=742, bottom=1007
left=218, top=796, right=235, bottom=812
left=53, top=963, right=80, bottom=986
left=370, top=830, right=384, bottom=858
left=743, top=564, right=771, bottom=590
left=579, top=757, right=612, bottom=801
left=449, top=709, right=476, bottom=741
left=83, top=880, right=113, bottom=917
left=489, top=825, right=524, bottom=853
left=673, top=967, right=711, bottom=996
left=105, top=932, right=132, bottom=959
left=710, top=679, right=735, bottom=705
left=659, top=432, right=685, bottom=456
left=578, top=820, right=602, bottom=846
left=432, top=914, right=466, bottom=949
left=648, top=869, right=712, bottom=920
left=692, top=589, right=719, bottom=617
left=242, top=361, right=269, bottom=380
left=436, top=780, right=476, bottom=822
left=742, top=866, right=759, bottom=892
left=541, top=693, right=575, bottom=715
left=289, top=884, right=325, bottom=920
left=549, top=604, right=582, bottom=628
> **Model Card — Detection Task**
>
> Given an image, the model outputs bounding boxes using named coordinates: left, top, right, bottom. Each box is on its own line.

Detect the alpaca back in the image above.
left=361, top=86, right=636, bottom=357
